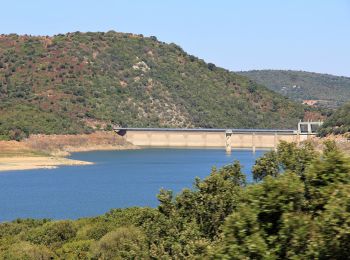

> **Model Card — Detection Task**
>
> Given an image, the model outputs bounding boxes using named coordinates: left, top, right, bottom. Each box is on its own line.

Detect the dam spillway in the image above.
left=114, top=127, right=316, bottom=152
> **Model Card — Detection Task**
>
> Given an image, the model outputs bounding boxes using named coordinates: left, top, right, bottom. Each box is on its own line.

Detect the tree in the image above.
left=172, top=161, right=246, bottom=239
left=252, top=141, right=317, bottom=181
left=212, top=172, right=305, bottom=259
left=305, top=141, right=350, bottom=213
left=92, top=226, right=149, bottom=259
left=252, top=150, right=279, bottom=181
left=212, top=205, right=270, bottom=259
left=24, top=220, right=77, bottom=248
left=277, top=212, right=322, bottom=259
left=56, top=240, right=93, bottom=260
left=319, top=184, right=350, bottom=259
left=142, top=161, right=246, bottom=258
left=207, top=63, right=216, bottom=71
left=277, top=141, right=317, bottom=178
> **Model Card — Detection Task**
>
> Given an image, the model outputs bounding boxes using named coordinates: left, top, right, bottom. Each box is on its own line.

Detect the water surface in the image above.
left=0, top=148, right=263, bottom=221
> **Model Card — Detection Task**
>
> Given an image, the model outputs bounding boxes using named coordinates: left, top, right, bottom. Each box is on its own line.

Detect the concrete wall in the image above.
left=124, top=130, right=310, bottom=149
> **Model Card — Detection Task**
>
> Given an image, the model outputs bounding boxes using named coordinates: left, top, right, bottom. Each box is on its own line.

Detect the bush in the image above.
left=207, top=63, right=216, bottom=71
left=24, top=221, right=77, bottom=247
left=56, top=240, right=93, bottom=260
left=1, top=241, right=54, bottom=260
left=92, top=226, right=149, bottom=259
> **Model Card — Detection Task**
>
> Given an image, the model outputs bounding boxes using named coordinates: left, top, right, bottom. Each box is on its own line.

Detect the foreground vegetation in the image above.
left=0, top=32, right=322, bottom=140
left=238, top=70, right=350, bottom=108
left=1, top=141, right=349, bottom=259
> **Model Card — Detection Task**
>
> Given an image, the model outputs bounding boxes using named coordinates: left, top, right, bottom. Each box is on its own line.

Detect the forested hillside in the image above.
left=319, top=102, right=350, bottom=136
left=238, top=70, right=350, bottom=108
left=0, top=32, right=316, bottom=140
left=1, top=141, right=349, bottom=259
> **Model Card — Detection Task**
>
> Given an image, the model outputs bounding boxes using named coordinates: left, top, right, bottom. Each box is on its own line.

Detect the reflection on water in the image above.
left=0, top=148, right=264, bottom=221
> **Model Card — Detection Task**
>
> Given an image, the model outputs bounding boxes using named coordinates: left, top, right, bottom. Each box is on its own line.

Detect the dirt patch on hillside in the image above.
left=0, top=141, right=43, bottom=157
left=306, top=134, right=350, bottom=154
left=23, top=131, right=138, bottom=156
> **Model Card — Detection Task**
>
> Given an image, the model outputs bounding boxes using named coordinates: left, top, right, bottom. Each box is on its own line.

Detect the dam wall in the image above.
left=116, top=128, right=311, bottom=151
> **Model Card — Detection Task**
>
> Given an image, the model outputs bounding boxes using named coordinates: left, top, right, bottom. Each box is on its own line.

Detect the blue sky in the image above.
left=1, top=0, right=349, bottom=76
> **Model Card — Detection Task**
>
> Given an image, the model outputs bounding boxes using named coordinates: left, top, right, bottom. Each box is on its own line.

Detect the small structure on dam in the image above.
left=114, top=121, right=322, bottom=152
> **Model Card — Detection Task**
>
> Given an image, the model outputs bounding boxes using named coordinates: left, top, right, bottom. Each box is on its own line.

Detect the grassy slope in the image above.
left=0, top=32, right=314, bottom=140
left=238, top=70, right=350, bottom=108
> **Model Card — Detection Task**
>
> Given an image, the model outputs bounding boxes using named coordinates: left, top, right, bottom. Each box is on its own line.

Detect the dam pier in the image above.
left=114, top=121, right=322, bottom=152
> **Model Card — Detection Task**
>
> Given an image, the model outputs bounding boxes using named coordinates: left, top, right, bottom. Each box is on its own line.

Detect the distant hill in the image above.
left=0, top=32, right=319, bottom=140
left=319, top=102, right=350, bottom=136
left=237, top=70, right=350, bottom=108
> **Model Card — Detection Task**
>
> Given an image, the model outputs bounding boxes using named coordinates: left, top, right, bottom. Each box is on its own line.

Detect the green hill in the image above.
left=0, top=32, right=315, bottom=140
left=238, top=70, right=350, bottom=108
left=319, top=102, right=350, bottom=136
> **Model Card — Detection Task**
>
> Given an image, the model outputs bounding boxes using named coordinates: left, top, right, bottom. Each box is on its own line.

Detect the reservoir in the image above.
left=0, top=148, right=264, bottom=222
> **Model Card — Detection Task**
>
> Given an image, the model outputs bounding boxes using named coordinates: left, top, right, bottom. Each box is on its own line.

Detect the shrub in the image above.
left=92, top=226, right=149, bottom=259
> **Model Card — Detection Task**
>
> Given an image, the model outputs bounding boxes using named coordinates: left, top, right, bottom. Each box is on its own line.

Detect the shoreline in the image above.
left=0, top=131, right=138, bottom=172
left=50, top=144, right=140, bottom=157
left=0, top=156, right=93, bottom=172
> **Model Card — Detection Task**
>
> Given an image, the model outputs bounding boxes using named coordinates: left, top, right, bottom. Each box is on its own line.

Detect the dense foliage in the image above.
left=0, top=32, right=312, bottom=140
left=1, top=141, right=350, bottom=259
left=238, top=70, right=350, bottom=108
left=319, top=102, right=350, bottom=136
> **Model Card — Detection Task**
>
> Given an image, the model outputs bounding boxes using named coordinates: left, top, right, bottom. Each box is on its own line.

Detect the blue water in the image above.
left=0, top=149, right=263, bottom=222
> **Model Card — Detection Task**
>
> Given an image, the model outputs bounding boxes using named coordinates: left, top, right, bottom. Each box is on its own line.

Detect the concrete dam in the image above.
left=115, top=122, right=322, bottom=152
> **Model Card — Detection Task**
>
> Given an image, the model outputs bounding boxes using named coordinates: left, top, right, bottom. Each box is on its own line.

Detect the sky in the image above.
left=1, top=0, right=349, bottom=76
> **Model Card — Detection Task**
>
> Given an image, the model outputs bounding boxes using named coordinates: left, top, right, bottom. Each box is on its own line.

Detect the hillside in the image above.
left=0, top=32, right=315, bottom=140
left=238, top=70, right=350, bottom=108
left=319, top=102, right=350, bottom=136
